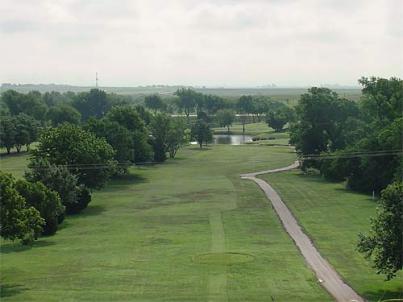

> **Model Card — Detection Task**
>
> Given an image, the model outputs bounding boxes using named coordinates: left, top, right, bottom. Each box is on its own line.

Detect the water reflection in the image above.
left=213, top=134, right=253, bottom=145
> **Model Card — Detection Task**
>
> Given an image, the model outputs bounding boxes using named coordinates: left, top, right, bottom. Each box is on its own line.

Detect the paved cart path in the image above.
left=241, top=161, right=364, bottom=302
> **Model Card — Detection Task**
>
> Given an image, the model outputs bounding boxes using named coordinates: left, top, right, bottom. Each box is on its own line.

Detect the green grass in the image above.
left=260, top=171, right=403, bottom=301
left=0, top=144, right=333, bottom=301
left=0, top=152, right=29, bottom=178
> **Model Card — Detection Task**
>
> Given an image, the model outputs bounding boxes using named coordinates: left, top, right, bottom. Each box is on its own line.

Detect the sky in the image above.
left=1, top=0, right=402, bottom=87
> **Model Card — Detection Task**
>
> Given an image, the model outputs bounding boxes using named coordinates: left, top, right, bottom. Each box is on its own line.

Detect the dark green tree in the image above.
left=72, top=89, right=110, bottom=121
left=191, top=119, right=212, bottom=149
left=106, top=106, right=152, bottom=162
left=0, top=172, right=44, bottom=244
left=0, top=116, right=16, bottom=154
left=144, top=94, right=165, bottom=113
left=47, top=104, right=81, bottom=126
left=358, top=182, right=403, bottom=280
left=25, top=158, right=92, bottom=214
left=15, top=180, right=65, bottom=235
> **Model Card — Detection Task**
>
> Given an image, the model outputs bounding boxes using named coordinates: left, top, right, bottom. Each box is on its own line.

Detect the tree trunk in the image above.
left=242, top=122, right=245, bottom=134
left=16, top=145, right=21, bottom=153
left=6, top=147, right=11, bottom=154
left=227, top=126, right=230, bottom=134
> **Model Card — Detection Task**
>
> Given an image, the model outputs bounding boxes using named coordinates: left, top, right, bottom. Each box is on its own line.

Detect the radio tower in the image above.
left=95, top=72, right=99, bottom=88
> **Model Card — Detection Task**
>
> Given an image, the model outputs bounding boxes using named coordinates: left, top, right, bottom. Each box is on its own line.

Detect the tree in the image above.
left=47, top=104, right=81, bottom=126
left=25, top=158, right=92, bottom=214
left=358, top=182, right=402, bottom=280
left=237, top=95, right=254, bottom=133
left=0, top=116, right=16, bottom=154
left=144, top=94, right=165, bottom=113
left=15, top=180, right=65, bottom=235
left=359, top=77, right=403, bottom=123
left=191, top=119, right=212, bottom=149
left=290, top=87, right=359, bottom=157
left=167, top=118, right=187, bottom=158
left=1, top=90, right=47, bottom=120
left=204, top=95, right=225, bottom=114
left=175, top=88, right=198, bottom=122
left=85, top=118, right=134, bottom=174
left=32, top=124, right=115, bottom=189
left=150, top=113, right=170, bottom=162
left=266, top=107, right=293, bottom=132
left=0, top=172, right=44, bottom=244
left=14, top=114, right=39, bottom=152
left=216, top=109, right=235, bottom=133
left=72, top=89, right=110, bottom=121
left=106, top=106, right=152, bottom=163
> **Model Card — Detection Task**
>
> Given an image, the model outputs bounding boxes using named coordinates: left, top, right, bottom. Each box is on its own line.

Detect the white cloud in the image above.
left=0, top=0, right=402, bottom=86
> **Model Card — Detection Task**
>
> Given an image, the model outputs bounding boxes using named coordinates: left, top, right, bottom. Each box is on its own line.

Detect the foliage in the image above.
left=72, top=89, right=110, bottom=121
left=47, top=104, right=81, bottom=126
left=167, top=118, right=187, bottom=158
left=15, top=179, right=65, bottom=235
left=144, top=94, right=166, bottom=112
left=0, top=116, right=16, bottom=154
left=150, top=113, right=170, bottom=162
left=216, top=109, right=235, bottom=133
left=25, top=158, right=92, bottom=214
left=191, top=119, right=212, bottom=148
left=266, top=107, right=294, bottom=132
left=358, top=182, right=403, bottom=280
left=32, top=124, right=115, bottom=189
left=0, top=172, right=44, bottom=244
left=85, top=118, right=134, bottom=174
left=0, top=114, right=39, bottom=153
left=290, top=87, right=359, bottom=157
left=106, top=106, right=152, bottom=162
left=1, top=90, right=47, bottom=120
left=175, top=88, right=200, bottom=120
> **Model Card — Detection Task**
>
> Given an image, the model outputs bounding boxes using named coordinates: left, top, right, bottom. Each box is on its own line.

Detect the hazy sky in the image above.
left=1, top=0, right=402, bottom=87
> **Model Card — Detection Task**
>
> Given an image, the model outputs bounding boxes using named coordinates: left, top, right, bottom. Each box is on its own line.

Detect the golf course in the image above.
left=1, top=123, right=402, bottom=301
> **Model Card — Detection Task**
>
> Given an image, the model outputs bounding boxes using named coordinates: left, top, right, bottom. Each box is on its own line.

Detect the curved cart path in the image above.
left=241, top=161, right=364, bottom=302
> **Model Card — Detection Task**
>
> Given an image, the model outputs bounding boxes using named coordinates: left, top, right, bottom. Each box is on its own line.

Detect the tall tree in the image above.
left=175, top=88, right=197, bottom=122
left=72, top=89, right=110, bottom=121
left=216, top=109, right=235, bottom=133
left=191, top=119, right=212, bottom=149
left=106, top=106, right=152, bottom=162
left=150, top=113, right=170, bottom=162
left=358, top=182, right=403, bottom=280
left=0, top=116, right=16, bottom=154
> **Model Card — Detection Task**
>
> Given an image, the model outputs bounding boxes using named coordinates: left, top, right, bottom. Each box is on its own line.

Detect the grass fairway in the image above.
left=0, top=144, right=332, bottom=301
left=261, top=171, right=403, bottom=301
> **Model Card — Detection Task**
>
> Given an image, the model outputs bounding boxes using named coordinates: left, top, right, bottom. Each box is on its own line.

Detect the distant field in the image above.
left=260, top=171, right=403, bottom=301
left=1, top=84, right=362, bottom=103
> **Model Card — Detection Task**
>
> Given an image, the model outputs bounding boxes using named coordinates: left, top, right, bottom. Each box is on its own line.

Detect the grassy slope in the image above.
left=261, top=171, right=403, bottom=301
left=0, top=145, right=331, bottom=301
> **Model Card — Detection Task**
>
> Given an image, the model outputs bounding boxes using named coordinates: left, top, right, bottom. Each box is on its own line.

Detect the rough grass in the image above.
left=0, top=144, right=333, bottom=301
left=260, top=170, right=403, bottom=302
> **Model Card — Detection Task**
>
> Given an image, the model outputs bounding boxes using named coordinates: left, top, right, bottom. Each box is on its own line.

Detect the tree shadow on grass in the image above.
left=0, top=240, right=55, bottom=254
left=79, top=205, right=106, bottom=217
left=0, top=283, right=28, bottom=298
left=111, top=173, right=148, bottom=185
left=363, top=288, right=403, bottom=301
left=188, top=147, right=212, bottom=151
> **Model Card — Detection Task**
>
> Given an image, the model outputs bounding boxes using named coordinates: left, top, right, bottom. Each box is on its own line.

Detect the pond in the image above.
left=213, top=134, right=253, bottom=145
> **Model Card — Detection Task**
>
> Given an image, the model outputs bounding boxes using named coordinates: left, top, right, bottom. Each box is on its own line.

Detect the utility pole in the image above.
left=95, top=72, right=99, bottom=88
